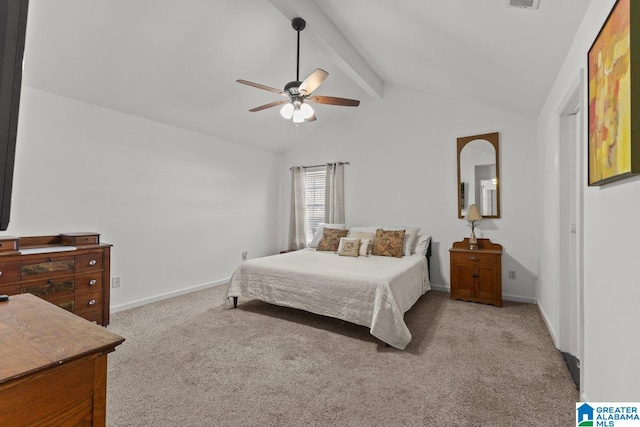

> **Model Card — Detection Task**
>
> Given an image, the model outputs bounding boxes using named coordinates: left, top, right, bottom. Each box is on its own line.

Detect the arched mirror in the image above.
left=457, top=132, right=500, bottom=218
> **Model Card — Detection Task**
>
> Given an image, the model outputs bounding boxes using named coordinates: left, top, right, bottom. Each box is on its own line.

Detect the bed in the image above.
left=224, top=238, right=431, bottom=350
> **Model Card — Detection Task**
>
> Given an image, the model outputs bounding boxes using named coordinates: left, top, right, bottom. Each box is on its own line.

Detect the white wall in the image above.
left=281, top=83, right=538, bottom=302
left=537, top=0, right=640, bottom=400
left=5, top=87, right=282, bottom=310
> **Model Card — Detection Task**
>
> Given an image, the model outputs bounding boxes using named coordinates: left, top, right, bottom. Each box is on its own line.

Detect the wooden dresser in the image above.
left=449, top=238, right=503, bottom=307
left=0, top=293, right=124, bottom=426
left=0, top=232, right=112, bottom=325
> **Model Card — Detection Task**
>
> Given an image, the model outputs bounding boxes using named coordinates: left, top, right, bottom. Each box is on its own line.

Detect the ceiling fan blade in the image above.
left=299, top=69, right=329, bottom=95
left=308, top=95, right=360, bottom=107
left=237, top=79, right=287, bottom=96
left=249, top=100, right=289, bottom=112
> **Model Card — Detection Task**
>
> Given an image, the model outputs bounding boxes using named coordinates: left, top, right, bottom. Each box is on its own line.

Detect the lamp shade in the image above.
left=280, top=103, right=294, bottom=119
left=465, top=204, right=483, bottom=221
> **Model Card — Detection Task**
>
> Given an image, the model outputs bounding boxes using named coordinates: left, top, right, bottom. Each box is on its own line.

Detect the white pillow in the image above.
left=383, top=225, right=421, bottom=256
left=337, top=237, right=369, bottom=256
left=309, top=223, right=346, bottom=248
left=348, top=226, right=379, bottom=233
left=413, top=235, right=431, bottom=257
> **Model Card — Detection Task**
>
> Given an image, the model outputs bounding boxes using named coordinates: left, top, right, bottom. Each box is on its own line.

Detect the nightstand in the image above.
left=449, top=238, right=503, bottom=307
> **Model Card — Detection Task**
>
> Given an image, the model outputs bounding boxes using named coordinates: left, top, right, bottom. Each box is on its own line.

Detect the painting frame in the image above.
left=587, top=0, right=640, bottom=186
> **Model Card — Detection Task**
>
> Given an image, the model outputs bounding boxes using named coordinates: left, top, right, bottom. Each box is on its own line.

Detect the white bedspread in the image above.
left=224, top=249, right=430, bottom=349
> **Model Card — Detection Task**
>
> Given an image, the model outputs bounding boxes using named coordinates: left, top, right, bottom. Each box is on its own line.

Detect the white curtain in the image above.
left=288, top=166, right=307, bottom=250
left=325, top=162, right=345, bottom=224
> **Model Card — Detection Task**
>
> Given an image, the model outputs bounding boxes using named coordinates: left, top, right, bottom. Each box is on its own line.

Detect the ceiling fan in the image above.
left=237, top=17, right=360, bottom=123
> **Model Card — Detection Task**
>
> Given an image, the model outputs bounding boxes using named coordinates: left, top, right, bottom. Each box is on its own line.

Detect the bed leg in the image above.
left=233, top=296, right=238, bottom=308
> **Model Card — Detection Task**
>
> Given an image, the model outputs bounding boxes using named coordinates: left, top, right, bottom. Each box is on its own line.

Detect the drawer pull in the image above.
left=469, top=257, right=479, bottom=261
left=88, top=299, right=96, bottom=306
left=89, top=259, right=97, bottom=266
left=89, top=279, right=97, bottom=285
left=47, top=258, right=53, bottom=262
left=46, top=280, right=53, bottom=285
left=472, top=273, right=479, bottom=278
left=0, top=271, right=3, bottom=276
left=0, top=243, right=3, bottom=247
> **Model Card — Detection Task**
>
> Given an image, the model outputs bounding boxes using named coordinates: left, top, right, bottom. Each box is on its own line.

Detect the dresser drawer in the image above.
left=79, top=310, right=103, bottom=324
left=75, top=272, right=102, bottom=294
left=75, top=290, right=102, bottom=315
left=21, top=256, right=74, bottom=279
left=22, top=276, right=75, bottom=298
left=0, top=237, right=18, bottom=253
left=0, top=284, right=20, bottom=295
left=75, top=253, right=102, bottom=273
left=0, top=261, right=20, bottom=285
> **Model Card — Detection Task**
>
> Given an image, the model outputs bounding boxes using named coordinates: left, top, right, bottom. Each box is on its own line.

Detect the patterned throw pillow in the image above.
left=372, top=229, right=406, bottom=258
left=348, top=231, right=376, bottom=254
left=338, top=238, right=361, bottom=257
left=316, top=228, right=349, bottom=251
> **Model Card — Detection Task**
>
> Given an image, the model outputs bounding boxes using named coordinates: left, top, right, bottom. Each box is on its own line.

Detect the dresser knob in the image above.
left=46, top=280, right=53, bottom=285
left=89, top=260, right=97, bottom=266
left=88, top=299, right=96, bottom=306
left=0, top=242, right=4, bottom=247
left=472, top=273, right=479, bottom=278
left=469, top=257, right=479, bottom=261
left=0, top=271, right=3, bottom=276
left=89, top=279, right=97, bottom=285
left=47, top=258, right=53, bottom=262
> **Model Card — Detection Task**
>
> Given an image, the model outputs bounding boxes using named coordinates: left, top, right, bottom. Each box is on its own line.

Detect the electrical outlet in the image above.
left=509, top=270, right=516, bottom=280
left=242, top=251, right=247, bottom=261
left=112, top=277, right=121, bottom=288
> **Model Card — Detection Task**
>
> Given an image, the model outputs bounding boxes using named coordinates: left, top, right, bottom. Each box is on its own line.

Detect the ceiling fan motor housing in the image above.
left=284, top=80, right=302, bottom=96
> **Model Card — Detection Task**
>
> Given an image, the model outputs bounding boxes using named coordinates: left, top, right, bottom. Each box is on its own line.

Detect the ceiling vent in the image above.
left=506, top=0, right=540, bottom=9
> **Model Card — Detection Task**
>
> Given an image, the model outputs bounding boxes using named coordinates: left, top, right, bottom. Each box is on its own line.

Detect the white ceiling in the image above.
left=22, top=0, right=591, bottom=153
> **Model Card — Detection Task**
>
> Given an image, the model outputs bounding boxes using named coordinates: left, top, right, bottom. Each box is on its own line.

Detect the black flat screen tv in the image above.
left=0, top=0, right=29, bottom=231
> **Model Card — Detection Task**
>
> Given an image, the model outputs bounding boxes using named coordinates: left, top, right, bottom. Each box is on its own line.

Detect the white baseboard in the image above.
left=537, top=302, right=558, bottom=348
left=429, top=284, right=536, bottom=304
left=429, top=284, right=449, bottom=293
left=503, top=293, right=536, bottom=304
left=110, top=278, right=229, bottom=313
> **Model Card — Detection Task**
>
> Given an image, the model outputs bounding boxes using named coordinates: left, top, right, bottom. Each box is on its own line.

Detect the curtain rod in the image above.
left=289, top=162, right=350, bottom=170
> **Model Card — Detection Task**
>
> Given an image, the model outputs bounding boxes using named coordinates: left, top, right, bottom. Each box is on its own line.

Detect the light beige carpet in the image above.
left=106, top=286, right=578, bottom=426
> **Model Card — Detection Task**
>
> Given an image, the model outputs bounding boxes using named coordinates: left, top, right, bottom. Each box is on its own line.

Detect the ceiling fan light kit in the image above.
left=237, top=17, right=360, bottom=123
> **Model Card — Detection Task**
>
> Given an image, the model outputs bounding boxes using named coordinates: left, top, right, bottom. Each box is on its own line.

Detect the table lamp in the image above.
left=465, top=204, right=483, bottom=250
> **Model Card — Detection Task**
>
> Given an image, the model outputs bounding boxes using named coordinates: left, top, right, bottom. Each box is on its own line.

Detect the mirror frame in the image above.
left=457, top=132, right=500, bottom=219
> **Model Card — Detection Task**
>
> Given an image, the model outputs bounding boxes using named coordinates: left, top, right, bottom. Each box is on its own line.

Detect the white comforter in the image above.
left=224, top=249, right=430, bottom=349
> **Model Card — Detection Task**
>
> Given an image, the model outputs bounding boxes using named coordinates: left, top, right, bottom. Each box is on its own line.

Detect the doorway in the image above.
left=558, top=77, right=584, bottom=391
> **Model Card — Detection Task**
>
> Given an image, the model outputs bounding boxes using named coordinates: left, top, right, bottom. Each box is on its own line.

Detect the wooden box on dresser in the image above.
left=449, top=238, right=503, bottom=307
left=0, top=232, right=112, bottom=325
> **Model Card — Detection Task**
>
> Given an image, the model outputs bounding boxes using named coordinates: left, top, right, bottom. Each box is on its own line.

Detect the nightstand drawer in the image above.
left=450, top=252, right=499, bottom=267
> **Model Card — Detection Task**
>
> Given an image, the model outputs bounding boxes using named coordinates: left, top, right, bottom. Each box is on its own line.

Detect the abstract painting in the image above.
left=588, top=0, right=639, bottom=186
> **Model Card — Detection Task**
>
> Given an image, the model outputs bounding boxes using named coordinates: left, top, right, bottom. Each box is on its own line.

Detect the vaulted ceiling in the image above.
left=22, top=0, right=591, bottom=153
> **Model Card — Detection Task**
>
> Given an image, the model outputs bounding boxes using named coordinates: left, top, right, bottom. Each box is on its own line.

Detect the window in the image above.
left=304, top=167, right=325, bottom=244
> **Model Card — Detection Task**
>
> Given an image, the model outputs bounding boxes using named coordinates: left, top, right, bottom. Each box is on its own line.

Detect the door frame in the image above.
left=556, top=71, right=585, bottom=393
